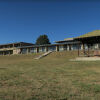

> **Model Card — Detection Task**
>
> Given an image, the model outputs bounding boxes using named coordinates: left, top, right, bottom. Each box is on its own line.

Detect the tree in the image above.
left=36, top=34, right=51, bottom=45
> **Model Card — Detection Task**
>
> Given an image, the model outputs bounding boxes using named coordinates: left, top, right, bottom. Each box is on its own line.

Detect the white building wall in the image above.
left=39, top=47, right=42, bottom=52
left=39, top=47, right=46, bottom=52
left=13, top=48, right=21, bottom=54
left=59, top=45, right=64, bottom=51
left=30, top=47, right=37, bottom=53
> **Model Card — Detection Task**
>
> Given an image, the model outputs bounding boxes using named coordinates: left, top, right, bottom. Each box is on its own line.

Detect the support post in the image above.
left=68, top=45, right=71, bottom=51
left=83, top=43, right=85, bottom=56
left=78, top=44, right=80, bottom=57
left=67, top=45, right=69, bottom=51
left=20, top=49, right=22, bottom=54
left=56, top=45, right=59, bottom=52
left=46, top=47, right=48, bottom=52
left=27, top=48, right=28, bottom=54
left=3, top=51, right=4, bottom=56
left=28, top=48, right=30, bottom=54
left=9, top=51, right=10, bottom=55
left=88, top=44, right=90, bottom=57
left=36, top=47, right=39, bottom=53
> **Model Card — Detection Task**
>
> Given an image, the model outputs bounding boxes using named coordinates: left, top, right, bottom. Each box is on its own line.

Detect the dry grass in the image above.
left=77, top=30, right=100, bottom=38
left=0, top=51, right=100, bottom=100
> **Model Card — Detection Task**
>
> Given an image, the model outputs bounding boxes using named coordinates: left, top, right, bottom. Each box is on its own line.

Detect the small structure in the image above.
left=75, top=30, right=100, bottom=57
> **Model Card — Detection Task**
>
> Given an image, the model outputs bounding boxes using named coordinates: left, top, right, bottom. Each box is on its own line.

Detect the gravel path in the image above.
left=70, top=57, right=100, bottom=61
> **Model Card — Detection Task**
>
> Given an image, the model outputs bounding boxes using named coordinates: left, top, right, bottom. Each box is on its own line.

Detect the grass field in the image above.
left=0, top=51, right=100, bottom=100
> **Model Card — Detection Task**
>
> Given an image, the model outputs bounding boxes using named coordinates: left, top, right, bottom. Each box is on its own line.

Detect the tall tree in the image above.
left=36, top=34, right=51, bottom=45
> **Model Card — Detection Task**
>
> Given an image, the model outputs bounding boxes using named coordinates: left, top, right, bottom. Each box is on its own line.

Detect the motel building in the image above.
left=0, top=30, right=100, bottom=56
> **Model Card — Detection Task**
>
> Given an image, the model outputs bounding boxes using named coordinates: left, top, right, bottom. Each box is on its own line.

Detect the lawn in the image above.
left=0, top=51, right=100, bottom=100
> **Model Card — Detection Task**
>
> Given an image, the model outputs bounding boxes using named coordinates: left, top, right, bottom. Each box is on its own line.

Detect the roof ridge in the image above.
left=76, top=30, right=100, bottom=38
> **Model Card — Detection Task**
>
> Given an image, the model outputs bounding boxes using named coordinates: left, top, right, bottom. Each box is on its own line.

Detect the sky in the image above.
left=0, top=0, right=100, bottom=44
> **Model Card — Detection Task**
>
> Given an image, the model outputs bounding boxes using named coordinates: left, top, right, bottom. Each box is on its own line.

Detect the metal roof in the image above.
left=17, top=41, right=80, bottom=49
left=0, top=42, right=34, bottom=46
left=55, top=38, right=74, bottom=43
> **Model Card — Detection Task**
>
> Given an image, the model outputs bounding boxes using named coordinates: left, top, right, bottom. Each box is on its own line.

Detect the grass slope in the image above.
left=0, top=51, right=100, bottom=100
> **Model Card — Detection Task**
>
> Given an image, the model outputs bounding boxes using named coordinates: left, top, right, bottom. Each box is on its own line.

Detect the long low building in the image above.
left=0, top=30, right=100, bottom=55
left=0, top=40, right=81, bottom=55
left=0, top=42, right=34, bottom=55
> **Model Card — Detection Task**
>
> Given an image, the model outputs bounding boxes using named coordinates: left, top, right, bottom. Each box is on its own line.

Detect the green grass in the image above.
left=0, top=51, right=100, bottom=100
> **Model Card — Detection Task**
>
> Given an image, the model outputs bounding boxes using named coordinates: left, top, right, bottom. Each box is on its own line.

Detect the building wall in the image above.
left=2, top=43, right=100, bottom=55
left=48, top=46, right=56, bottom=51
left=59, top=45, right=64, bottom=51
left=0, top=50, right=13, bottom=55
left=39, top=47, right=46, bottom=52
left=71, top=44, right=81, bottom=50
left=30, top=47, right=37, bottom=53
left=13, top=49, right=21, bottom=54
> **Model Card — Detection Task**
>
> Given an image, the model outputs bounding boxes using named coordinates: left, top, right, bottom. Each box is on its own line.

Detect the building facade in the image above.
left=0, top=40, right=81, bottom=55
left=0, top=30, right=100, bottom=55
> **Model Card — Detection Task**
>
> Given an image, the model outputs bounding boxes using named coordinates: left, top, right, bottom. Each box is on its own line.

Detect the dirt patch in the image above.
left=70, top=57, right=100, bottom=61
